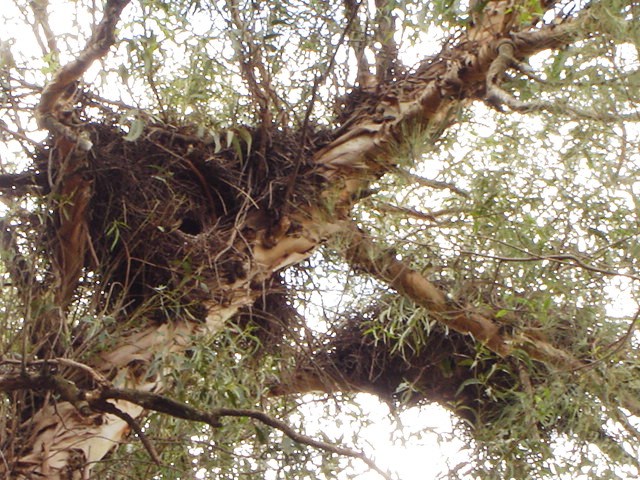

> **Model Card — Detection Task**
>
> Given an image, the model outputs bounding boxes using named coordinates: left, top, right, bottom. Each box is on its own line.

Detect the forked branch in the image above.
left=486, top=39, right=639, bottom=122
left=36, top=0, right=131, bottom=143
left=100, top=387, right=394, bottom=480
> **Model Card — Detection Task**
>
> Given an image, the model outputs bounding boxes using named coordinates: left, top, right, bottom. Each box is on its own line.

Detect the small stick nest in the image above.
left=297, top=303, right=520, bottom=427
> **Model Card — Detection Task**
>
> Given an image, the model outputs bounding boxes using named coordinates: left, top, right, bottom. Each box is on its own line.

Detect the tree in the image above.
left=0, top=0, right=638, bottom=477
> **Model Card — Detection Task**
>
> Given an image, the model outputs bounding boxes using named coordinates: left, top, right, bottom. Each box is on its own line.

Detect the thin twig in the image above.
left=0, top=357, right=110, bottom=386
left=94, top=399, right=162, bottom=466
left=461, top=250, right=640, bottom=282
left=373, top=202, right=461, bottom=222
left=29, top=0, right=60, bottom=60
left=394, top=169, right=469, bottom=197
left=100, top=387, right=393, bottom=480
left=0, top=123, right=42, bottom=148
left=572, top=308, right=640, bottom=372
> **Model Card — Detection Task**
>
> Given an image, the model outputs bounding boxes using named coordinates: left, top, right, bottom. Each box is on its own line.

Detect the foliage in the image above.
left=1, top=0, right=640, bottom=479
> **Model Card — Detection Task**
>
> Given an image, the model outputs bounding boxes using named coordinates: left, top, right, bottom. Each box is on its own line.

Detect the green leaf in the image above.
left=236, top=127, right=252, bottom=157
left=225, top=129, right=235, bottom=149
left=124, top=118, right=145, bottom=142
left=211, top=130, right=222, bottom=153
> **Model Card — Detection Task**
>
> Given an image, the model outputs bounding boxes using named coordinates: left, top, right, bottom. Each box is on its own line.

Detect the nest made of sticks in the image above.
left=31, top=115, right=332, bottom=328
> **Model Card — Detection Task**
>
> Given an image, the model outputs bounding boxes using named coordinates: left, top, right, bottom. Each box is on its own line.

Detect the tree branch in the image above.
left=0, top=357, right=110, bottom=387
left=342, top=227, right=511, bottom=355
left=394, top=169, right=470, bottom=197
left=341, top=226, right=589, bottom=372
left=486, top=39, right=639, bottom=121
left=0, top=171, right=45, bottom=192
left=92, top=399, right=162, bottom=466
left=372, top=201, right=461, bottom=223
left=29, top=0, right=60, bottom=60
left=97, top=388, right=393, bottom=480
left=0, top=219, right=39, bottom=297
left=0, top=372, right=53, bottom=393
left=461, top=249, right=640, bottom=282
left=0, top=122, right=42, bottom=149
left=511, top=11, right=589, bottom=56
left=373, top=0, right=399, bottom=84
left=36, top=0, right=131, bottom=146
left=343, top=0, right=372, bottom=87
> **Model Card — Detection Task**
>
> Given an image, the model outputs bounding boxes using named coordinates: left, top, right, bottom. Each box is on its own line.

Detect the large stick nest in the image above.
left=35, top=118, right=331, bottom=327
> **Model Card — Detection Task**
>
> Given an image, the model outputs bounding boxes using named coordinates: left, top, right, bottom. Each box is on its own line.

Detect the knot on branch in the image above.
left=494, top=38, right=516, bottom=56
left=52, top=374, right=92, bottom=416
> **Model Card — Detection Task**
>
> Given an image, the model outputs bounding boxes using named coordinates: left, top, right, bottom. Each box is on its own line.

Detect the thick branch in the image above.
left=0, top=373, right=53, bottom=393
left=36, top=0, right=130, bottom=144
left=343, top=228, right=511, bottom=356
left=0, top=171, right=45, bottom=193
left=511, top=11, right=589, bottom=56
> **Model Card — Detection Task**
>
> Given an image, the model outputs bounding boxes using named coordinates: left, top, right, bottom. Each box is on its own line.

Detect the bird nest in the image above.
left=33, top=117, right=331, bottom=331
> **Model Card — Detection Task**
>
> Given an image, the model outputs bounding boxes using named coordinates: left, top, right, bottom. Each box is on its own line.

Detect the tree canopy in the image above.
left=0, top=0, right=639, bottom=478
